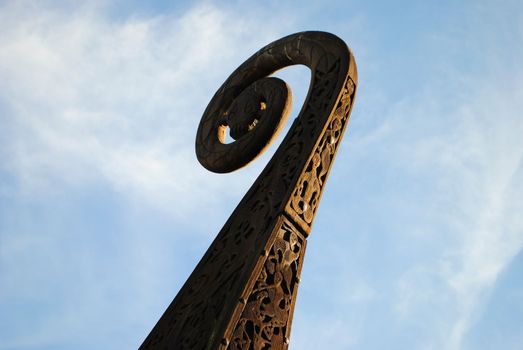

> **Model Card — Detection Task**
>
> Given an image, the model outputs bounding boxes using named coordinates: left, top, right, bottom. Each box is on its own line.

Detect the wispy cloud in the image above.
left=0, top=1, right=300, bottom=348
left=385, top=58, right=523, bottom=350
left=0, top=1, right=295, bottom=221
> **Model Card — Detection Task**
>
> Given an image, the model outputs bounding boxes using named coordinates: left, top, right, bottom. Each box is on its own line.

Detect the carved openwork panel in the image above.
left=225, top=217, right=305, bottom=350
left=288, top=77, right=356, bottom=232
left=139, top=31, right=357, bottom=350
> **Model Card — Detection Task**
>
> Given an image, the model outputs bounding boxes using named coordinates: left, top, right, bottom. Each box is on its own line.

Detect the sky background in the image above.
left=1, top=0, right=523, bottom=349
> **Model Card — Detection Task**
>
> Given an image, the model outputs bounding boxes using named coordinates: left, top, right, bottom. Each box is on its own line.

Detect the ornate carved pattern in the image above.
left=288, top=78, right=356, bottom=230
left=139, top=31, right=357, bottom=350
left=227, top=218, right=305, bottom=350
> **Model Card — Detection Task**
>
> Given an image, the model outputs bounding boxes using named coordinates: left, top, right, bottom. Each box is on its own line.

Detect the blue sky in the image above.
left=1, top=1, right=522, bottom=349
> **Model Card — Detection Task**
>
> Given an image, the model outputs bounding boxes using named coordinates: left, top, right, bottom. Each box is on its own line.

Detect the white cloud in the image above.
left=388, top=70, right=523, bottom=349
left=0, top=1, right=296, bottom=221
left=0, top=1, right=303, bottom=348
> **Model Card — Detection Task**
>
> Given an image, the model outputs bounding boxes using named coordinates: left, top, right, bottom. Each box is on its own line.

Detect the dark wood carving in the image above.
left=139, top=31, right=357, bottom=350
left=228, top=217, right=305, bottom=349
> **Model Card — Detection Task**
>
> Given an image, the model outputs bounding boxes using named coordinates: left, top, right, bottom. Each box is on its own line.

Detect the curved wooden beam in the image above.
left=140, top=31, right=358, bottom=350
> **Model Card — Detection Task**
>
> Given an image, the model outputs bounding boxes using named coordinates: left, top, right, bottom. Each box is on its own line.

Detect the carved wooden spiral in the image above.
left=196, top=76, right=291, bottom=173
left=141, top=31, right=357, bottom=350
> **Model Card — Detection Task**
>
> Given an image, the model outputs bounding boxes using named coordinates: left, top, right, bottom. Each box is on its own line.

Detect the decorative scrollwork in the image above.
left=139, top=31, right=357, bottom=350
left=228, top=218, right=305, bottom=350
left=289, top=78, right=356, bottom=230
left=197, top=77, right=291, bottom=173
